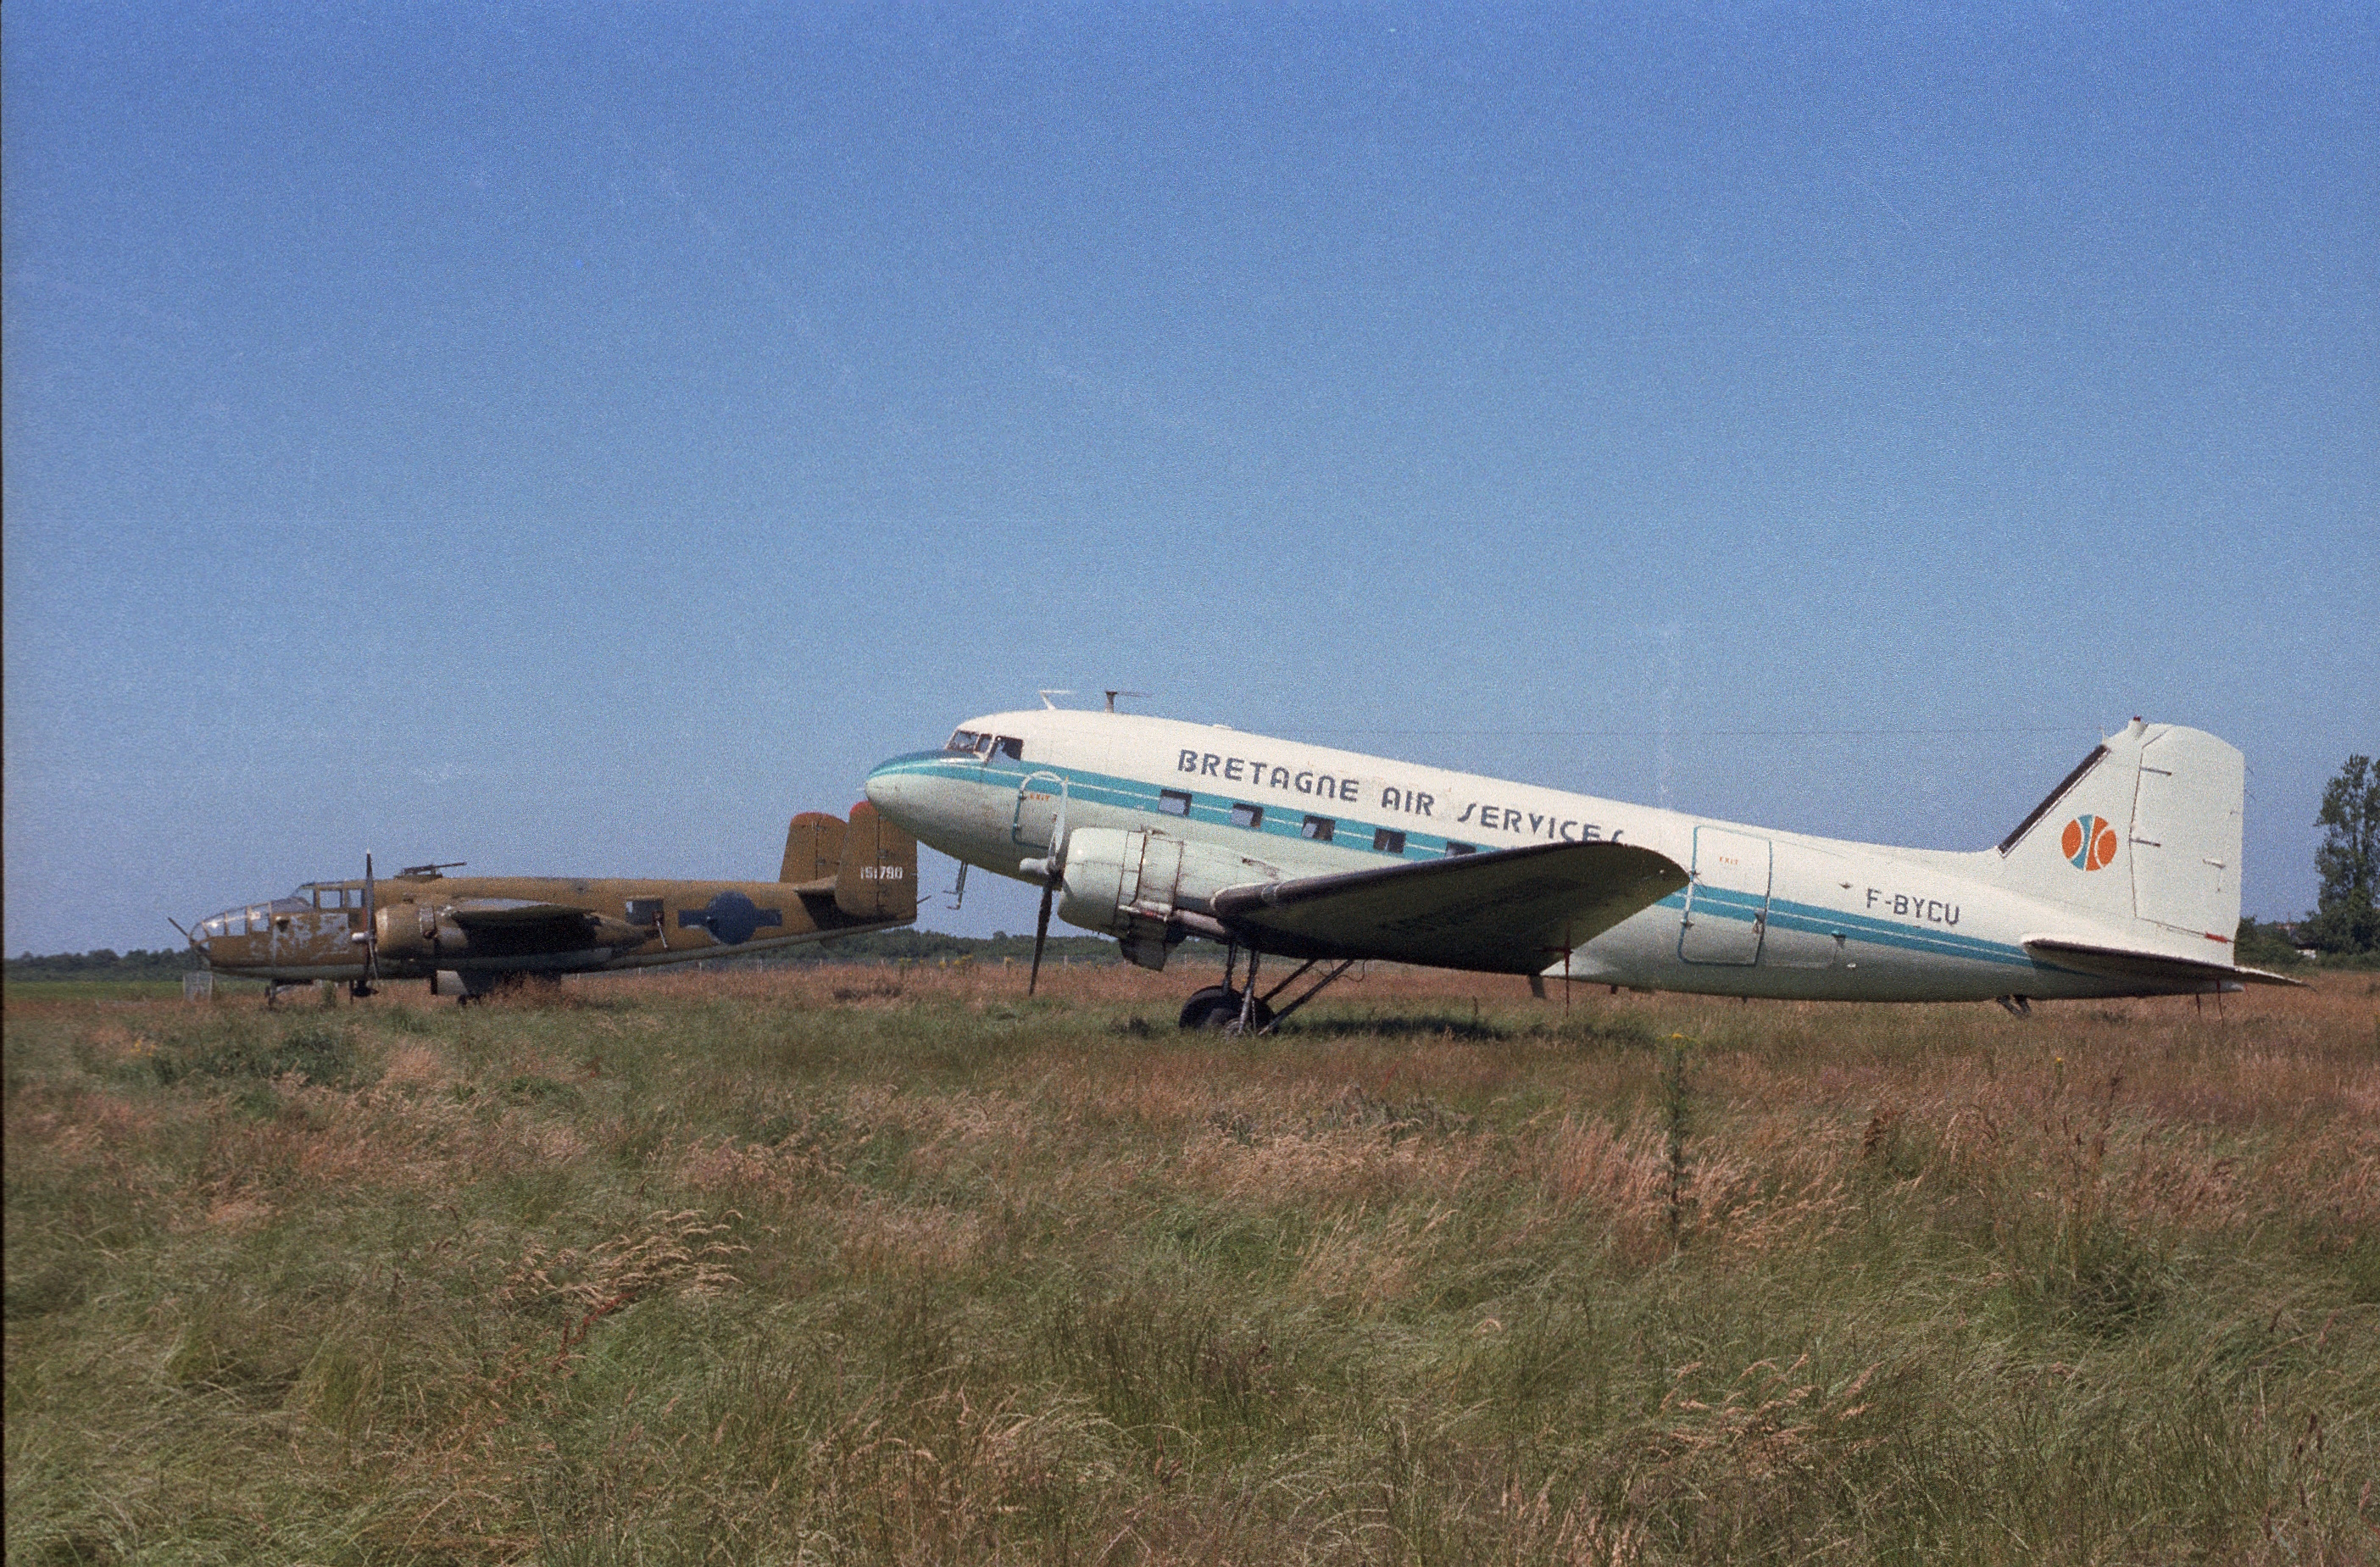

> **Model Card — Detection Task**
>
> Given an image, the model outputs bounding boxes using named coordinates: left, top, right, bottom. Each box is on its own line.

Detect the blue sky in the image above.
left=6, top=2, right=2373, bottom=954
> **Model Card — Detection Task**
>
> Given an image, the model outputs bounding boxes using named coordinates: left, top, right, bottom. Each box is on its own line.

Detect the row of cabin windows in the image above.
left=945, top=730, right=1025, bottom=761
left=1155, top=788, right=1474, bottom=859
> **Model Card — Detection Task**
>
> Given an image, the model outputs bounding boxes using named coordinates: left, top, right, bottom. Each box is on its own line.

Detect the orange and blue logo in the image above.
left=2061, top=814, right=2119, bottom=871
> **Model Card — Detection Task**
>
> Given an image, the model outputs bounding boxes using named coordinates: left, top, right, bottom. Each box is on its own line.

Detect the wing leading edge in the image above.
left=1211, top=840, right=1688, bottom=975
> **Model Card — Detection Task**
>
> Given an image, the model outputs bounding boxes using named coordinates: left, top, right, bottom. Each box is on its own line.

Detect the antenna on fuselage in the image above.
left=1104, top=690, right=1149, bottom=713
left=1037, top=690, right=1076, bottom=709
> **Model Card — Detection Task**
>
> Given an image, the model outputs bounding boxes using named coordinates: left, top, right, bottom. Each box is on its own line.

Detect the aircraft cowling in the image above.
left=1056, top=827, right=1280, bottom=946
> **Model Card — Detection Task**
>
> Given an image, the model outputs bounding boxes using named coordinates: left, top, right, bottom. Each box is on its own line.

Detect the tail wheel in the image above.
left=1178, top=986, right=1272, bottom=1032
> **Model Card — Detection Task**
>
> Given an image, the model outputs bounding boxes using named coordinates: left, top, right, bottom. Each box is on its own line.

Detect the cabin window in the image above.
left=946, top=730, right=979, bottom=753
left=993, top=736, right=1023, bottom=761
left=1302, top=814, right=1335, bottom=842
left=1158, top=789, right=1193, bottom=817
left=1374, top=828, right=1406, bottom=854
left=1230, top=803, right=1264, bottom=830
left=1444, top=842, right=1477, bottom=857
left=625, top=897, right=664, bottom=927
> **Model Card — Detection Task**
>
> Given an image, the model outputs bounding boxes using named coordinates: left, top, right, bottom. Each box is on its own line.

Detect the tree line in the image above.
left=2236, top=753, right=2377, bottom=966
left=4, top=929, right=1133, bottom=982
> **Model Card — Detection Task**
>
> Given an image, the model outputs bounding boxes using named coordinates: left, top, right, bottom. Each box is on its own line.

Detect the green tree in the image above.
left=2308, top=753, right=2379, bottom=954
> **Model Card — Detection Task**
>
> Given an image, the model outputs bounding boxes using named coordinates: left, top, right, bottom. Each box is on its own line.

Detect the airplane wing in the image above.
left=444, top=899, right=615, bottom=955
left=1210, top=841, right=1688, bottom=974
left=2021, top=936, right=2305, bottom=991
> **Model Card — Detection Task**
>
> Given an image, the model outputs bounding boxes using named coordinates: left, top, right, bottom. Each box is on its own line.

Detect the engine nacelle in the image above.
left=1054, top=827, right=1279, bottom=971
left=374, top=901, right=464, bottom=961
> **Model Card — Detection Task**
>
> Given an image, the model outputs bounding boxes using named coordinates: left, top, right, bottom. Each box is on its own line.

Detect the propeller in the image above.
left=349, top=853, right=380, bottom=997
left=1018, top=787, right=1070, bottom=997
left=1029, top=879, right=1055, bottom=996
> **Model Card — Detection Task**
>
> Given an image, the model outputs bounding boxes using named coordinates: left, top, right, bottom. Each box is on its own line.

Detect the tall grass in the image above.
left=6, top=967, right=2376, bottom=1564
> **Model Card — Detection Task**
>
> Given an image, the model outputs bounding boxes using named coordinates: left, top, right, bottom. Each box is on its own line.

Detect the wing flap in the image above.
left=1212, top=841, right=1688, bottom=974
left=2021, top=935, right=2304, bottom=990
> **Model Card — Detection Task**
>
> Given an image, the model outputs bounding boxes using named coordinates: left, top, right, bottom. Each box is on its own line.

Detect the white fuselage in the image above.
left=866, top=708, right=2199, bottom=1003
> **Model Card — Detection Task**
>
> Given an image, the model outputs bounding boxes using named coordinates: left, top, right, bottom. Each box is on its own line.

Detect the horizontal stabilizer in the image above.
left=1213, top=840, right=1688, bottom=974
left=2021, top=935, right=2304, bottom=991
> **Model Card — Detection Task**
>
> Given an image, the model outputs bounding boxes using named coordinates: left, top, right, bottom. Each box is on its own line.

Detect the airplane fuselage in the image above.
left=193, top=873, right=901, bottom=986
left=868, top=708, right=2251, bottom=1004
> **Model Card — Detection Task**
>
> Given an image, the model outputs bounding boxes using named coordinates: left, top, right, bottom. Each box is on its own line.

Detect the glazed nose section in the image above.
left=193, top=905, right=251, bottom=960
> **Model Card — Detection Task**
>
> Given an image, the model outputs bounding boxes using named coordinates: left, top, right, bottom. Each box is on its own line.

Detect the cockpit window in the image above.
left=992, top=735, right=1023, bottom=761
left=946, top=730, right=980, bottom=753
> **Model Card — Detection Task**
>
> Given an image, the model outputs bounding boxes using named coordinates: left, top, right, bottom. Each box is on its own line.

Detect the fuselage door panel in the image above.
left=1012, top=771, right=1068, bottom=855
left=1679, top=827, right=1772, bottom=965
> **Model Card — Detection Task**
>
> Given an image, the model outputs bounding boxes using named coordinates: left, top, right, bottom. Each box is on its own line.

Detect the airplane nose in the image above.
left=865, top=755, right=937, bottom=841
left=864, top=758, right=905, bottom=816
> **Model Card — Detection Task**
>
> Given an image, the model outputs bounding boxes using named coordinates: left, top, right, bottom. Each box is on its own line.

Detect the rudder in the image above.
left=2127, top=725, right=2244, bottom=943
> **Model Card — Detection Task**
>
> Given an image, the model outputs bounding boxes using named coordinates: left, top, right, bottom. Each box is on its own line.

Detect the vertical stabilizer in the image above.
left=1985, top=720, right=2244, bottom=954
left=835, top=801, right=919, bottom=922
left=781, top=812, right=847, bottom=884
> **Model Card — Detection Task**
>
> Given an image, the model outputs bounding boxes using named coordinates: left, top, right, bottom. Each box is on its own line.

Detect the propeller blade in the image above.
left=168, top=916, right=203, bottom=953
left=355, top=853, right=381, bottom=997
left=1027, top=881, right=1054, bottom=996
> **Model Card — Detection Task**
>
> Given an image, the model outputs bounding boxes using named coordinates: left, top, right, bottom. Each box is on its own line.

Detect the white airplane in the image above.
left=865, top=699, right=2296, bottom=1030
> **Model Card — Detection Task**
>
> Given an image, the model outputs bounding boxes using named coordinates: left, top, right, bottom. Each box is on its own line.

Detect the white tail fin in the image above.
left=1985, top=720, right=2244, bottom=955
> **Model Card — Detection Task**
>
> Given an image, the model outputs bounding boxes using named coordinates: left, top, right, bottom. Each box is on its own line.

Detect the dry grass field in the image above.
left=6, top=962, right=2376, bottom=1564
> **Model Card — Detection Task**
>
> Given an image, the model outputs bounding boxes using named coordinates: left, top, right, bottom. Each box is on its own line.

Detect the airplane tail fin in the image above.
left=781, top=812, right=848, bottom=884
left=833, top=801, right=918, bottom=923
left=1983, top=720, right=2245, bottom=957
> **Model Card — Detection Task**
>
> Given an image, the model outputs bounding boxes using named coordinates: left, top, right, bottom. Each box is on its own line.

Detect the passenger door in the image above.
left=1678, top=827, right=1772, bottom=965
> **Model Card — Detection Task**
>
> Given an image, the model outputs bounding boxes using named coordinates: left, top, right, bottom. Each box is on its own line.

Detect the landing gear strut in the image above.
left=1177, top=941, right=1358, bottom=1036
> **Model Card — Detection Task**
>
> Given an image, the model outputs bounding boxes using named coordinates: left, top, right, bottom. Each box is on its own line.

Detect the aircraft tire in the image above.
left=1178, top=986, right=1273, bottom=1032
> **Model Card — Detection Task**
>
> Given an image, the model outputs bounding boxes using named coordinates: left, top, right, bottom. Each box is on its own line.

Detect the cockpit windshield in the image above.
left=946, top=729, right=981, bottom=753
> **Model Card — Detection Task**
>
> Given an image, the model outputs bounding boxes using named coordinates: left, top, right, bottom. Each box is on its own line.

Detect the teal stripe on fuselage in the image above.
left=1675, top=882, right=2028, bottom=969
left=874, top=752, right=2049, bottom=975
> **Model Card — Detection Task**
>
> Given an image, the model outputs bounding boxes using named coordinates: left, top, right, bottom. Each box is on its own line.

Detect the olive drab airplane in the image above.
left=181, top=804, right=917, bottom=999
left=865, top=698, right=2296, bottom=1031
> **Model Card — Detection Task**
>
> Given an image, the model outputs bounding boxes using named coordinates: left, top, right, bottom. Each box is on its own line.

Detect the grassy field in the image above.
left=5, top=964, right=2375, bottom=1565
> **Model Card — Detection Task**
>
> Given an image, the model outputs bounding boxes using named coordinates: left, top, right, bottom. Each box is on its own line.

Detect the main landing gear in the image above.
left=1177, top=942, right=1358, bottom=1036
